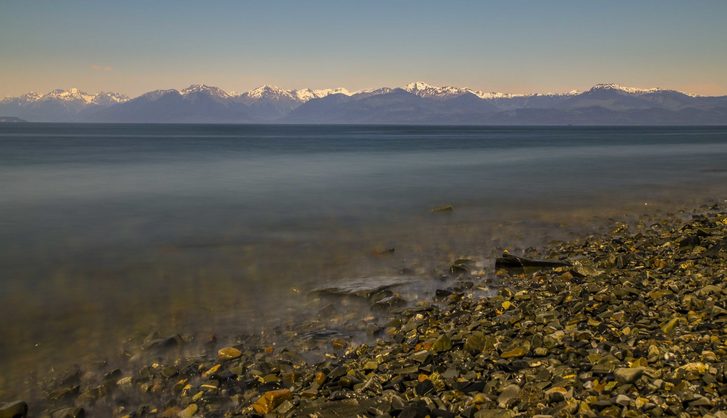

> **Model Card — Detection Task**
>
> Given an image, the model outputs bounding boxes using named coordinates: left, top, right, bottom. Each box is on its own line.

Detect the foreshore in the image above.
left=2, top=202, right=726, bottom=418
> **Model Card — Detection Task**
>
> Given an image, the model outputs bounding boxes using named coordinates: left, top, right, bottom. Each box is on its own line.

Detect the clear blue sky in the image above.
left=1, top=0, right=726, bottom=97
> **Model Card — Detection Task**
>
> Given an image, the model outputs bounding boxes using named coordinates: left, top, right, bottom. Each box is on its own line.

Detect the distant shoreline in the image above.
left=2, top=121, right=727, bottom=127
left=0, top=116, right=26, bottom=123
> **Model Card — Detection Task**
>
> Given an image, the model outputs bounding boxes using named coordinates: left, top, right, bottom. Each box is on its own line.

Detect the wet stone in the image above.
left=474, top=409, right=516, bottom=418
left=415, top=379, right=435, bottom=396
left=0, top=401, right=28, bottom=418
left=49, top=407, right=85, bottom=418
left=614, top=367, right=644, bottom=384
left=143, top=334, right=183, bottom=353
left=177, top=404, right=197, bottom=418
left=500, top=340, right=531, bottom=359
left=252, top=388, right=292, bottom=414
left=454, top=380, right=486, bottom=393
left=432, top=334, right=452, bottom=352
left=615, top=394, right=632, bottom=406
left=399, top=400, right=430, bottom=418
left=464, top=332, right=486, bottom=354
left=497, top=384, right=521, bottom=408
left=545, top=386, right=570, bottom=403
left=217, top=346, right=242, bottom=361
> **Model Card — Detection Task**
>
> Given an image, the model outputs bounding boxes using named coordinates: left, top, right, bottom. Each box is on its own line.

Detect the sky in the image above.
left=1, top=0, right=727, bottom=98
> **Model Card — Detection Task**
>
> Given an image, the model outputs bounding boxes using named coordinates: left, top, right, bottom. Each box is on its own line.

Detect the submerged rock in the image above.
left=312, top=275, right=421, bottom=299
left=431, top=204, right=454, bottom=213
left=217, top=346, right=242, bottom=361
left=142, top=334, right=183, bottom=353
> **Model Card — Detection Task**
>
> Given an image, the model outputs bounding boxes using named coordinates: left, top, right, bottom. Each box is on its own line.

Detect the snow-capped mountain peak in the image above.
left=42, top=88, right=97, bottom=104
left=1, top=81, right=722, bottom=124
left=239, top=85, right=353, bottom=103
left=2, top=88, right=130, bottom=105
left=404, top=81, right=468, bottom=98
left=470, top=90, right=524, bottom=100
left=92, top=92, right=130, bottom=105
left=243, top=85, right=295, bottom=101
left=17, top=92, right=42, bottom=103
left=403, top=81, right=520, bottom=100
left=291, top=88, right=352, bottom=101
left=181, top=84, right=230, bottom=98
left=291, top=88, right=318, bottom=102
left=590, top=83, right=661, bottom=94
left=405, top=81, right=436, bottom=91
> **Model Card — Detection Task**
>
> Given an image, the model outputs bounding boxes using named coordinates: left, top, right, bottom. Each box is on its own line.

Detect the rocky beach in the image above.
left=2, top=202, right=725, bottom=418
left=3, top=0, right=727, bottom=416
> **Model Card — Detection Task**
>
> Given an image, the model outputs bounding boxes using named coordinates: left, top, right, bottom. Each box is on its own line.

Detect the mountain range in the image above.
left=2, top=82, right=726, bottom=125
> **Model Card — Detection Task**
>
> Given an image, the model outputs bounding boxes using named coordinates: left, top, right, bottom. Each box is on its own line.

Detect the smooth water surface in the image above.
left=1, top=124, right=727, bottom=397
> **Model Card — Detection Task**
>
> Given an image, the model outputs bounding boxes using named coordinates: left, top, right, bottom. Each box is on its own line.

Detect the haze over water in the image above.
left=1, top=124, right=727, bottom=398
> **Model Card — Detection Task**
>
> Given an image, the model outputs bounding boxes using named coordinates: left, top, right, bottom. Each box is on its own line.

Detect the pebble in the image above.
left=614, top=367, right=644, bottom=384
left=615, top=394, right=632, bottom=406
left=497, top=384, right=521, bottom=408
left=252, top=388, right=292, bottom=414
left=216, top=346, right=242, bottom=361
left=177, top=404, right=197, bottom=418
left=544, top=386, right=570, bottom=403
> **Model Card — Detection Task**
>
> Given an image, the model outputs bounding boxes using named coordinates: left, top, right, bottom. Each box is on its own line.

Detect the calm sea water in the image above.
left=1, top=124, right=727, bottom=397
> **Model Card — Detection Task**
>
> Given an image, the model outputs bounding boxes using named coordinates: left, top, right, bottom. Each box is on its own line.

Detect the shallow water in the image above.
left=1, top=124, right=727, bottom=397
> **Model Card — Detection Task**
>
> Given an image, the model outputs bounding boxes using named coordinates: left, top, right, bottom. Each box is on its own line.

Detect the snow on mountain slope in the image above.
left=181, top=84, right=231, bottom=98
left=18, top=92, right=43, bottom=103
left=1, top=83, right=695, bottom=106
left=239, top=85, right=295, bottom=101
left=403, top=81, right=529, bottom=100
left=1, top=88, right=129, bottom=106
left=2, top=82, right=719, bottom=125
left=589, top=83, right=661, bottom=94
left=294, top=87, right=352, bottom=101
left=238, top=85, right=353, bottom=103
left=404, top=81, right=468, bottom=98
left=91, top=92, right=130, bottom=105
left=41, top=88, right=97, bottom=104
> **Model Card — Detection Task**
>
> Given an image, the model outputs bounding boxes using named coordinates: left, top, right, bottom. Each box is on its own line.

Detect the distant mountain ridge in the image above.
left=2, top=82, right=726, bottom=124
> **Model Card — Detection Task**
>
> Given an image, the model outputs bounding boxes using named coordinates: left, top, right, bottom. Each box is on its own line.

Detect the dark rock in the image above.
left=455, top=380, right=486, bottom=393
left=431, top=409, right=455, bottom=418
left=142, top=334, right=183, bottom=352
left=48, top=385, right=80, bottom=401
left=495, top=253, right=570, bottom=271
left=371, top=295, right=406, bottom=311
left=0, top=401, right=27, bottom=418
left=415, top=379, right=434, bottom=396
left=399, top=400, right=430, bottom=418
left=49, top=407, right=84, bottom=418
left=613, top=367, right=644, bottom=384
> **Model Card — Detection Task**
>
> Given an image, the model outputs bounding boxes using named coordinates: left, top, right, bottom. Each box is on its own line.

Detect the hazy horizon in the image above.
left=2, top=0, right=727, bottom=97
